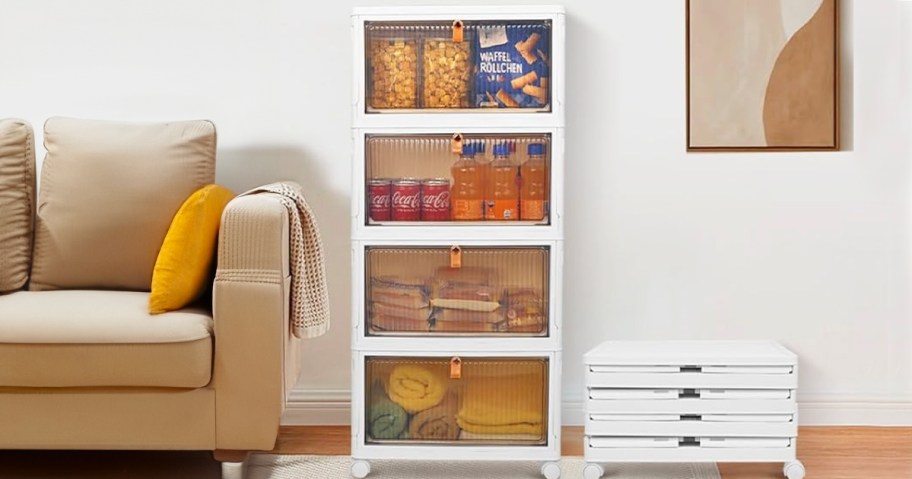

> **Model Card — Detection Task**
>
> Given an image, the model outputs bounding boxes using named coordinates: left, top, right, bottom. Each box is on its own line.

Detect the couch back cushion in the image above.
left=29, top=117, right=216, bottom=291
left=0, top=119, right=36, bottom=293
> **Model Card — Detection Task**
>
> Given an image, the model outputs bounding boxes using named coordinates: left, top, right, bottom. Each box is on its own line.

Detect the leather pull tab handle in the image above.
left=450, top=357, right=462, bottom=379
left=450, top=245, right=462, bottom=269
left=452, top=20, right=464, bottom=43
left=452, top=133, right=463, bottom=154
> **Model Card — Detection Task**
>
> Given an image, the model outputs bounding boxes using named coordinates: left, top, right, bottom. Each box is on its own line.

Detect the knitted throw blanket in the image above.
left=241, top=182, right=330, bottom=339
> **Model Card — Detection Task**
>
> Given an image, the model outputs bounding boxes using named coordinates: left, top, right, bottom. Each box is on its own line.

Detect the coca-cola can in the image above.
left=367, top=178, right=392, bottom=222
left=421, top=178, right=451, bottom=221
left=391, top=178, right=421, bottom=221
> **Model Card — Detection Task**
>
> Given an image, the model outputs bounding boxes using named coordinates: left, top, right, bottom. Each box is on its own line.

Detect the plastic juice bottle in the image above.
left=474, top=141, right=491, bottom=220
left=450, top=142, right=483, bottom=221
left=520, top=143, right=547, bottom=221
left=485, top=142, right=519, bottom=221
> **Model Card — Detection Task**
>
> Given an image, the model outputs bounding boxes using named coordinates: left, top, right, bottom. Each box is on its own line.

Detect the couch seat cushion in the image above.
left=0, top=290, right=213, bottom=388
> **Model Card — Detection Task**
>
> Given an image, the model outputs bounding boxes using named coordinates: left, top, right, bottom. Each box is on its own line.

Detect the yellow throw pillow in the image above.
left=149, top=184, right=235, bottom=314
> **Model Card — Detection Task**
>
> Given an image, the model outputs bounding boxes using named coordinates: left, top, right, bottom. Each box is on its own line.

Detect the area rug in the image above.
left=246, top=455, right=721, bottom=479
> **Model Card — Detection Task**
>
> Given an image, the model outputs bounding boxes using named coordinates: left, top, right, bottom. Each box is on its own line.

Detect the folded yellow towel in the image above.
left=459, top=430, right=543, bottom=442
left=456, top=373, right=544, bottom=437
left=457, top=420, right=541, bottom=436
left=387, top=364, right=447, bottom=413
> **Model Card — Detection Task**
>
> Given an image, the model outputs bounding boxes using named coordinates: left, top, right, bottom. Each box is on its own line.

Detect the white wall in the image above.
left=2, top=0, right=910, bottom=426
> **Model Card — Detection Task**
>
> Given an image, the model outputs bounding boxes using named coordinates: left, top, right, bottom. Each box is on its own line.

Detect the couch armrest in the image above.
left=212, top=192, right=292, bottom=451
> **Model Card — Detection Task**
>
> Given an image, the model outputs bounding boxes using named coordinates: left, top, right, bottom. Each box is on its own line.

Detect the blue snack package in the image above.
left=473, top=23, right=550, bottom=109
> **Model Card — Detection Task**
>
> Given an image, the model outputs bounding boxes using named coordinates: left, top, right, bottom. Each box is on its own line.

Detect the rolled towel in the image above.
left=409, top=391, right=460, bottom=440
left=387, top=364, right=447, bottom=413
left=369, top=383, right=408, bottom=440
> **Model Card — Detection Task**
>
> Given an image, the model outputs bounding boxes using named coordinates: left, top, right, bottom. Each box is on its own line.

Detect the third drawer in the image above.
left=585, top=416, right=797, bottom=438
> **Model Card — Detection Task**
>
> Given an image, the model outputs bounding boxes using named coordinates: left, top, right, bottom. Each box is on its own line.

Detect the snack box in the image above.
left=473, top=23, right=551, bottom=109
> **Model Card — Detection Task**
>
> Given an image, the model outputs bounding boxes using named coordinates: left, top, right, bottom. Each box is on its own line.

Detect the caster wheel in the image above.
left=784, top=461, right=806, bottom=479
left=351, top=459, right=371, bottom=478
left=584, top=463, right=605, bottom=479
left=541, top=461, right=561, bottom=479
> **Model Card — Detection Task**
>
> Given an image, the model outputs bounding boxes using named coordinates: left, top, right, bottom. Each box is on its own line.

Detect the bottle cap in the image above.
left=493, top=143, right=510, bottom=156
left=462, top=142, right=475, bottom=156
left=527, top=143, right=545, bottom=156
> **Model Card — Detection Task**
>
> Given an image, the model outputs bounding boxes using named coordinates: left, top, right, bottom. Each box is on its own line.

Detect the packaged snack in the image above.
left=474, top=23, right=550, bottom=109
left=370, top=302, right=432, bottom=332
left=370, top=276, right=429, bottom=309
left=503, top=287, right=546, bottom=333
left=369, top=38, right=418, bottom=109
left=432, top=307, right=506, bottom=332
left=430, top=282, right=501, bottom=312
left=433, top=310, right=506, bottom=332
left=422, top=37, right=471, bottom=108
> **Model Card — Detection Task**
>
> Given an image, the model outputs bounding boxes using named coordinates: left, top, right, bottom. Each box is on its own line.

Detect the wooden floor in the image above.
left=0, top=427, right=908, bottom=478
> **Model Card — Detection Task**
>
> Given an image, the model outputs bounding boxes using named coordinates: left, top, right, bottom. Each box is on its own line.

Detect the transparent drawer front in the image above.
left=365, top=356, right=548, bottom=445
left=365, top=21, right=552, bottom=112
left=366, top=134, right=551, bottom=225
left=366, top=246, right=549, bottom=336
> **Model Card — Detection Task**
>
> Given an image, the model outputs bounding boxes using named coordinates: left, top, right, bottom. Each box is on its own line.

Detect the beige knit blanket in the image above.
left=241, top=182, right=330, bottom=339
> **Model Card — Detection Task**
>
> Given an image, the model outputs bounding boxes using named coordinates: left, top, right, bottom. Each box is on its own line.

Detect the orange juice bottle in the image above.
left=520, top=143, right=547, bottom=221
left=450, top=142, right=483, bottom=221
left=475, top=141, right=492, bottom=219
left=485, top=142, right=519, bottom=221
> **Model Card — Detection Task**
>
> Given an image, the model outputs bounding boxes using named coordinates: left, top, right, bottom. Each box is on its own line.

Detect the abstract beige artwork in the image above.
left=687, top=0, right=838, bottom=151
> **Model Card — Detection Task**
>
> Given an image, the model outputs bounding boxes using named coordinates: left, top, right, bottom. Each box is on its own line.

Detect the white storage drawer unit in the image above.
left=351, top=5, right=566, bottom=479
left=583, top=341, right=805, bottom=479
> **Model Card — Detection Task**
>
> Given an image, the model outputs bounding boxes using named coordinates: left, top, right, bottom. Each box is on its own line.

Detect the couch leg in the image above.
left=214, top=450, right=249, bottom=479
left=221, top=461, right=244, bottom=479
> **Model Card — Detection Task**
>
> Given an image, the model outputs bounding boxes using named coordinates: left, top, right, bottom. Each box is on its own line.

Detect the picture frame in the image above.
left=686, top=0, right=839, bottom=152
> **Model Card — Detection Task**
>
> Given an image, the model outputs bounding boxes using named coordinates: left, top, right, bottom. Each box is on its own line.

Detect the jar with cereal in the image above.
left=421, top=29, right=471, bottom=109
left=367, top=28, right=419, bottom=110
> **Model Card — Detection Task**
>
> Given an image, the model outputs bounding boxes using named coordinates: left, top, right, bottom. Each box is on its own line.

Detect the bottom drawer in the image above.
left=585, top=436, right=797, bottom=463
left=363, top=355, right=549, bottom=446
left=588, top=437, right=792, bottom=449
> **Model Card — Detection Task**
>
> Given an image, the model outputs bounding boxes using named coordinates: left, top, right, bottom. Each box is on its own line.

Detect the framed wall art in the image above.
left=687, top=0, right=839, bottom=151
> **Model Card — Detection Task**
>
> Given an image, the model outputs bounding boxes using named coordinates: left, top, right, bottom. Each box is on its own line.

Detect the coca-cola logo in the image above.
left=422, top=190, right=451, bottom=209
left=370, top=193, right=390, bottom=209
left=392, top=191, right=420, bottom=209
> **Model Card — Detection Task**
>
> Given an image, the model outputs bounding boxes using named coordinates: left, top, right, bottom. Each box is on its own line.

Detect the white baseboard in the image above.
left=796, top=395, right=912, bottom=426
left=281, top=389, right=912, bottom=427
left=282, top=389, right=351, bottom=426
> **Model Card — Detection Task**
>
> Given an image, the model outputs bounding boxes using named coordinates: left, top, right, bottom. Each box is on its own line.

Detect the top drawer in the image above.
left=364, top=21, right=551, bottom=113
left=352, top=7, right=565, bottom=128
left=586, top=365, right=798, bottom=390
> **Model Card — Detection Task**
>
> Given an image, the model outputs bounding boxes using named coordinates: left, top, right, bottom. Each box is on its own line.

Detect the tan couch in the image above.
left=0, top=118, right=308, bottom=476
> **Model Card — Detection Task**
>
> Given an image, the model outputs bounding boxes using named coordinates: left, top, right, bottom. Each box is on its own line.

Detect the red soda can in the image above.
left=368, top=178, right=392, bottom=222
left=420, top=178, right=451, bottom=221
left=391, top=178, right=421, bottom=221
